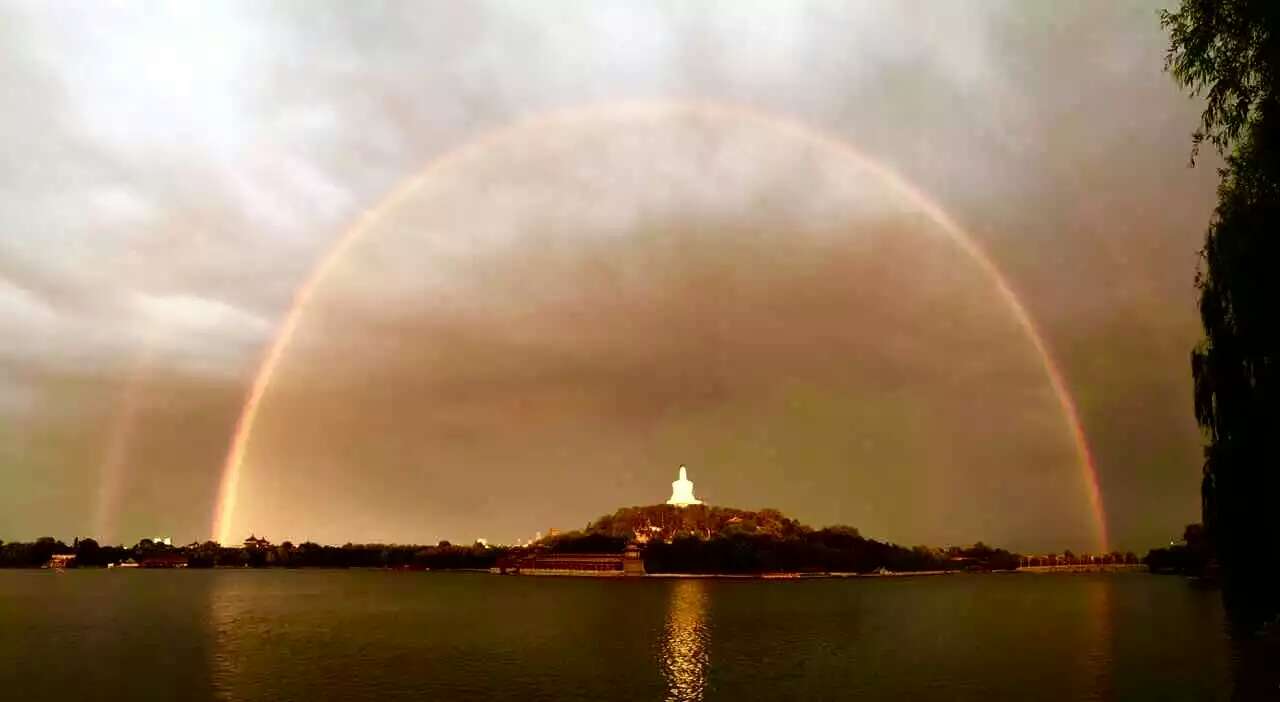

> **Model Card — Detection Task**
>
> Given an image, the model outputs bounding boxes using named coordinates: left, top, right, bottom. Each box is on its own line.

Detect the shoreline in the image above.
left=6, top=564, right=1151, bottom=577
left=495, top=565, right=1150, bottom=579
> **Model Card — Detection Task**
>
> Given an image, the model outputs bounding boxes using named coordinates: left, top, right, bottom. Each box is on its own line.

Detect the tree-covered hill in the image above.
left=535, top=504, right=1022, bottom=574
left=586, top=504, right=809, bottom=543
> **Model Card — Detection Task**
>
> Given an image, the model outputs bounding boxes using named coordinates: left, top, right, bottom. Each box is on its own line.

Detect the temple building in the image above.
left=494, top=544, right=645, bottom=576
left=667, top=465, right=703, bottom=507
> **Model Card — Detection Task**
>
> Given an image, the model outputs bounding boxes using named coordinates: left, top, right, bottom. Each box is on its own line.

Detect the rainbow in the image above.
left=94, top=357, right=146, bottom=542
left=211, top=100, right=1109, bottom=550
left=95, top=327, right=160, bottom=543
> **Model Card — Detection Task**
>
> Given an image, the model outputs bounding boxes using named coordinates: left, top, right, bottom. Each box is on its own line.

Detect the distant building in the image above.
left=495, top=544, right=646, bottom=577
left=622, top=543, right=645, bottom=576
left=150, top=536, right=172, bottom=546
left=547, top=528, right=561, bottom=538
left=44, top=554, right=75, bottom=569
left=139, top=553, right=188, bottom=568
left=632, top=525, right=663, bottom=544
left=243, top=534, right=271, bottom=550
left=667, top=465, right=703, bottom=507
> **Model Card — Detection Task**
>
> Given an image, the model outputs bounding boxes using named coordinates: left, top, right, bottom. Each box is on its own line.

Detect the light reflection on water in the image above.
left=161, top=571, right=1243, bottom=701
left=1082, top=576, right=1114, bottom=701
left=208, top=572, right=248, bottom=702
left=660, top=579, right=711, bottom=702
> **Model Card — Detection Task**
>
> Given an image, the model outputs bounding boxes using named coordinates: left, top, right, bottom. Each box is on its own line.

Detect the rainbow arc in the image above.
left=211, top=100, right=1108, bottom=551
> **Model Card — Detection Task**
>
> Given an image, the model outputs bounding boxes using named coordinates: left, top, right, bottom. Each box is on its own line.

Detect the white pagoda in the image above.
left=667, top=465, right=703, bottom=507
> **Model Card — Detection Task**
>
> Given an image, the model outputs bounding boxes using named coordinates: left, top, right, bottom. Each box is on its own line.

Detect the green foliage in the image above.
left=1165, top=0, right=1280, bottom=635
left=587, top=504, right=808, bottom=543
left=1161, top=0, right=1280, bottom=160
left=579, top=504, right=1017, bottom=574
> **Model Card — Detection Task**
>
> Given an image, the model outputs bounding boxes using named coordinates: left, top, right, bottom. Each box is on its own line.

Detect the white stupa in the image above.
left=667, top=465, right=703, bottom=507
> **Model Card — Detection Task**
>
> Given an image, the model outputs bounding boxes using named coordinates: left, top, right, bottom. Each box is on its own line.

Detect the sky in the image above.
left=0, top=0, right=1220, bottom=552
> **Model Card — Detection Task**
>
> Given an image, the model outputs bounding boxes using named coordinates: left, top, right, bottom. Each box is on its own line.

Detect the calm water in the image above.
left=0, top=570, right=1270, bottom=700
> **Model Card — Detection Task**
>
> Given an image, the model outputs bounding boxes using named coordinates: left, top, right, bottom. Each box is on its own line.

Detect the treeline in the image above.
left=0, top=537, right=507, bottom=570
left=188, top=540, right=508, bottom=569
left=2, top=527, right=1021, bottom=574
left=640, top=531, right=1020, bottom=574
left=14, top=509, right=1183, bottom=576
left=0, top=537, right=129, bottom=568
left=1143, top=523, right=1214, bottom=576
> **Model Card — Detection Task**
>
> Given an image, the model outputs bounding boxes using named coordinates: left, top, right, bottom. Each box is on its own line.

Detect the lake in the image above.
left=0, top=570, right=1270, bottom=700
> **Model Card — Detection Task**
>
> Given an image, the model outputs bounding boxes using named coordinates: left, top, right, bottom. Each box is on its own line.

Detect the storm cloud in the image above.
left=1, top=1, right=1216, bottom=551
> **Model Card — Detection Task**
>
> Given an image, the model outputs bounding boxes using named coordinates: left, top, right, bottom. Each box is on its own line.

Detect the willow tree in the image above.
left=1163, top=0, right=1280, bottom=635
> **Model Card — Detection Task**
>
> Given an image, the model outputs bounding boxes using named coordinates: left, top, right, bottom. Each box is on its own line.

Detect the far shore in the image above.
left=499, top=564, right=1150, bottom=579
left=10, top=563, right=1151, bottom=578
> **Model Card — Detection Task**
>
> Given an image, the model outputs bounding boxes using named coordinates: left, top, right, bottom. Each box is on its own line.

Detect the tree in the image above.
left=74, top=538, right=102, bottom=567
left=31, top=537, right=65, bottom=567
left=1164, top=0, right=1280, bottom=635
left=1162, top=1, right=1280, bottom=162
left=187, top=541, right=222, bottom=568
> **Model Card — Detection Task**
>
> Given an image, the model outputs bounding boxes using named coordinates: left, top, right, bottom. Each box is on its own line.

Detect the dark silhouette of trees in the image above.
left=185, top=541, right=223, bottom=568
left=0, top=511, right=1027, bottom=575
left=32, top=537, right=64, bottom=566
left=0, top=537, right=509, bottom=570
left=573, top=504, right=1019, bottom=574
left=542, top=531, right=628, bottom=554
left=1163, top=0, right=1280, bottom=635
left=73, top=538, right=102, bottom=566
left=1163, top=1, right=1280, bottom=161
left=1182, top=523, right=1210, bottom=560
left=635, top=529, right=1016, bottom=575
left=1144, top=523, right=1214, bottom=575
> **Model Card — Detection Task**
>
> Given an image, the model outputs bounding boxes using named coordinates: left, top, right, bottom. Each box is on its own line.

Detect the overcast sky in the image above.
left=0, top=1, right=1218, bottom=552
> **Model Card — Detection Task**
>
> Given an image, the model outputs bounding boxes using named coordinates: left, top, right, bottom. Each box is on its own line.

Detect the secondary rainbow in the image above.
left=211, top=100, right=1109, bottom=550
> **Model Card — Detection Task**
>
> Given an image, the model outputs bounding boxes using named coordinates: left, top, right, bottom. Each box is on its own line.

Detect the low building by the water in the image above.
left=139, top=553, right=188, bottom=568
left=496, top=544, right=646, bottom=576
left=44, top=554, right=75, bottom=569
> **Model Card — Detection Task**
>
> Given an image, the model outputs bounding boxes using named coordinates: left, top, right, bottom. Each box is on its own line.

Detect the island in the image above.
left=1, top=467, right=1155, bottom=577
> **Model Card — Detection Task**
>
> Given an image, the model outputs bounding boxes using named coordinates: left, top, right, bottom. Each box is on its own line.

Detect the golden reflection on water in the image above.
left=661, top=579, right=711, bottom=702
left=207, top=572, right=252, bottom=700
left=1082, top=577, right=1114, bottom=700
